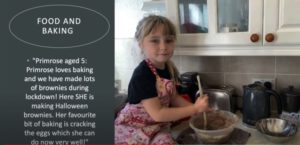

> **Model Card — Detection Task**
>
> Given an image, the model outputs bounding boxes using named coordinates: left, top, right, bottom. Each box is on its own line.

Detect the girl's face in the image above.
left=139, top=25, right=175, bottom=69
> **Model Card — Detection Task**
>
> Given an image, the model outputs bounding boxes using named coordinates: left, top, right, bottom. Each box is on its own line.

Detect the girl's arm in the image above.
left=142, top=95, right=208, bottom=122
left=171, top=92, right=193, bottom=107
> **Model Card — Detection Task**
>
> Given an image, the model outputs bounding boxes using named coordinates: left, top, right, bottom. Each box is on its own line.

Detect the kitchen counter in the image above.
left=171, top=117, right=300, bottom=145
left=236, top=122, right=300, bottom=145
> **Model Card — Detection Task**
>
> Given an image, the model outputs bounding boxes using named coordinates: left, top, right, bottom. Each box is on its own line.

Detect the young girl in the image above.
left=115, top=15, right=209, bottom=144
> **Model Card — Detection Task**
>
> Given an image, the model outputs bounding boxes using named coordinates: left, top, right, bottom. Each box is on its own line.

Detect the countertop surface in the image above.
left=236, top=121, right=300, bottom=145
left=171, top=116, right=300, bottom=145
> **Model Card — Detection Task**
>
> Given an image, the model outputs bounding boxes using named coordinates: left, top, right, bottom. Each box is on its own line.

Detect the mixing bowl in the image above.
left=255, top=118, right=298, bottom=143
left=189, top=110, right=239, bottom=144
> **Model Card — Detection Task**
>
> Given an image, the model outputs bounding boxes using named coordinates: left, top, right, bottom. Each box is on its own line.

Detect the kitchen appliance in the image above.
left=195, top=85, right=236, bottom=112
left=281, top=86, right=300, bottom=113
left=179, top=72, right=237, bottom=111
left=242, top=82, right=282, bottom=126
left=179, top=72, right=202, bottom=102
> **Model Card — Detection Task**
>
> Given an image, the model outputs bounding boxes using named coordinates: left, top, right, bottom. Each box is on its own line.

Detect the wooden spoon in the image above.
left=196, top=75, right=207, bottom=129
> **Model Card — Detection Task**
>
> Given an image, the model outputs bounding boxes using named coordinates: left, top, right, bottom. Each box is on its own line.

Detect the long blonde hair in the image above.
left=134, top=15, right=176, bottom=42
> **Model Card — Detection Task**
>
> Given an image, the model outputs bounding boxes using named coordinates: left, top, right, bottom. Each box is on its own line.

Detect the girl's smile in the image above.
left=139, top=25, right=175, bottom=69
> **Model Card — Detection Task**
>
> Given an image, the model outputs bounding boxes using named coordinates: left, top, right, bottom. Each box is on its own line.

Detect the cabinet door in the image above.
left=166, top=0, right=263, bottom=46
left=264, top=0, right=300, bottom=45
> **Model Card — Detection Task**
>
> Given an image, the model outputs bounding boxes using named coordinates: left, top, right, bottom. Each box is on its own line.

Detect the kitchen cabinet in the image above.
left=264, top=0, right=300, bottom=45
left=166, top=0, right=300, bottom=56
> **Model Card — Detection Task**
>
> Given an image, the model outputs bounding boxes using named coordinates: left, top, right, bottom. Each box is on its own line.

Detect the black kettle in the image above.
left=281, top=86, right=300, bottom=113
left=242, top=82, right=282, bottom=126
left=179, top=72, right=202, bottom=102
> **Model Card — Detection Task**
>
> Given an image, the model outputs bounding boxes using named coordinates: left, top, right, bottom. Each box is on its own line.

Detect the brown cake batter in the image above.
left=194, top=111, right=234, bottom=130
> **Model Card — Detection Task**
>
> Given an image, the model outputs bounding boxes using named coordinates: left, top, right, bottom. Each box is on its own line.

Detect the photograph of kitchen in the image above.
left=115, top=0, right=300, bottom=144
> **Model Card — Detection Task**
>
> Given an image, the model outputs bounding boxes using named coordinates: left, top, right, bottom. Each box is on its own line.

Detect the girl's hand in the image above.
left=193, top=94, right=209, bottom=112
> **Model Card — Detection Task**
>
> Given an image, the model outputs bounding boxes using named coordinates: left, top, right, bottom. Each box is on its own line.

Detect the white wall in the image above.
left=115, top=0, right=166, bottom=92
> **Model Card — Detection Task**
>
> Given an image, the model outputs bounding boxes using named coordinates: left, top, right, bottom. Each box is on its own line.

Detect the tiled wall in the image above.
left=116, top=41, right=300, bottom=95
left=117, top=44, right=300, bottom=91
left=171, top=55, right=300, bottom=110
left=172, top=56, right=300, bottom=96
left=115, top=47, right=300, bottom=110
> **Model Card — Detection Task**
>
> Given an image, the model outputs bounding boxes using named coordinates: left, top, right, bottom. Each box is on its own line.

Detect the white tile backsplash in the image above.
left=179, top=56, right=201, bottom=73
left=116, top=54, right=300, bottom=97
